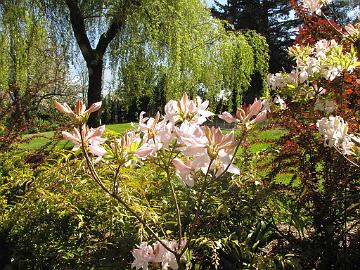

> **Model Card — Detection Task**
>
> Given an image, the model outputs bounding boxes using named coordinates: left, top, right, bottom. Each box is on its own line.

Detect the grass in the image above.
left=20, top=123, right=287, bottom=152
left=20, top=123, right=136, bottom=150
left=106, top=122, right=135, bottom=134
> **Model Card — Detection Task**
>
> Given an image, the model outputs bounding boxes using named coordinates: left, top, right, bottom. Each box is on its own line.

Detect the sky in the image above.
left=205, top=0, right=226, bottom=8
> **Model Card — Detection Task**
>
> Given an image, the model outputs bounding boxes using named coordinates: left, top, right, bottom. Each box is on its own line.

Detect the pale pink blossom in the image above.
left=219, top=99, right=267, bottom=127
left=317, top=116, right=348, bottom=148
left=344, top=23, right=360, bottom=37
left=139, top=111, right=161, bottom=140
left=131, top=242, right=154, bottom=270
left=314, top=39, right=331, bottom=58
left=152, top=241, right=179, bottom=270
left=267, top=73, right=286, bottom=90
left=53, top=99, right=102, bottom=122
left=62, top=125, right=107, bottom=159
left=138, top=111, right=166, bottom=152
left=173, top=158, right=194, bottom=186
left=302, top=0, right=331, bottom=15
left=131, top=240, right=186, bottom=270
left=177, top=126, right=239, bottom=178
left=164, top=93, right=214, bottom=124
left=138, top=111, right=179, bottom=153
left=341, top=136, right=355, bottom=156
left=110, top=131, right=154, bottom=166
left=175, top=121, right=207, bottom=156
left=273, top=95, right=287, bottom=110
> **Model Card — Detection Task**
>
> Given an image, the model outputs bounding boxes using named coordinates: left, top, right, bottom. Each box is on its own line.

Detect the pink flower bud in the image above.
left=219, top=111, right=236, bottom=123
left=85, top=101, right=102, bottom=114
left=245, top=99, right=262, bottom=121
left=53, top=100, right=74, bottom=115
left=75, top=100, right=86, bottom=116
left=251, top=111, right=267, bottom=124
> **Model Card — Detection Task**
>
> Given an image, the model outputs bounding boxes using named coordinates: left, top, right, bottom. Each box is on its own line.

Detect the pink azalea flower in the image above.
left=173, top=158, right=194, bottom=186
left=62, top=125, right=107, bottom=159
left=110, top=131, right=154, bottom=166
left=219, top=99, right=267, bottom=127
left=344, top=23, right=359, bottom=37
left=139, top=111, right=177, bottom=151
left=131, top=240, right=185, bottom=270
left=177, top=126, right=239, bottom=178
left=302, top=0, right=331, bottom=15
left=164, top=93, right=214, bottom=124
left=53, top=99, right=102, bottom=122
left=131, top=242, right=154, bottom=270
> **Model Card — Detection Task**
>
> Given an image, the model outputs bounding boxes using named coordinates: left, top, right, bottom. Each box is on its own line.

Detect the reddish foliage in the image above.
left=264, top=1, right=360, bottom=267
left=295, top=18, right=342, bottom=45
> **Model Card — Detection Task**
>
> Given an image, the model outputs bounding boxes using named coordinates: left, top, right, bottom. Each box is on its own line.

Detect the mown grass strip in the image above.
left=20, top=123, right=137, bottom=150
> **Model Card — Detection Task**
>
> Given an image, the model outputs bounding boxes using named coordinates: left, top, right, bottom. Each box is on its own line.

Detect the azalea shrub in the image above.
left=263, top=0, right=360, bottom=268
left=52, top=90, right=276, bottom=269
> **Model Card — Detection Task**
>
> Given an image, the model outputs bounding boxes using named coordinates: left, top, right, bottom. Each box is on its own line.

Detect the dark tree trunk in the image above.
left=87, top=61, right=103, bottom=127
left=65, top=0, right=125, bottom=127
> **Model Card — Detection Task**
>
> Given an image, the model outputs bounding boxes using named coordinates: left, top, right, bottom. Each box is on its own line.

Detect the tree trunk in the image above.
left=65, top=0, right=124, bottom=128
left=87, top=60, right=103, bottom=127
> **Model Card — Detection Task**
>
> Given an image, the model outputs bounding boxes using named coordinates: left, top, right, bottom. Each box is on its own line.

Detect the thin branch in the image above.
left=78, top=125, right=176, bottom=255
left=180, top=159, right=214, bottom=257
left=96, top=18, right=122, bottom=56
left=65, top=0, right=94, bottom=63
left=167, top=169, right=183, bottom=247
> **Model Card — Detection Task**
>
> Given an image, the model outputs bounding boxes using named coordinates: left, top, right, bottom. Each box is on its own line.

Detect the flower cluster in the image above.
left=317, top=116, right=359, bottom=155
left=219, top=99, right=268, bottom=128
left=131, top=240, right=186, bottom=270
left=55, top=93, right=261, bottom=186
left=268, top=39, right=359, bottom=92
left=167, top=98, right=268, bottom=186
left=136, top=93, right=249, bottom=186
left=53, top=99, right=102, bottom=124
left=302, top=0, right=332, bottom=15
left=266, top=31, right=360, bottom=162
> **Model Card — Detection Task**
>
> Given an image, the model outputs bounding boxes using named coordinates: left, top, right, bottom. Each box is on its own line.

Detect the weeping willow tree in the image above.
left=3, top=0, right=268, bottom=125
left=109, top=0, right=269, bottom=119
left=0, top=1, right=68, bottom=132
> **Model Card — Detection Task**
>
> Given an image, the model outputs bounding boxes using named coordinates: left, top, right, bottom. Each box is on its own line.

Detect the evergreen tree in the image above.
left=212, top=0, right=299, bottom=72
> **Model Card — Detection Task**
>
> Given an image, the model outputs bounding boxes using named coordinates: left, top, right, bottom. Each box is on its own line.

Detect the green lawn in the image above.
left=20, top=123, right=136, bottom=150
left=21, top=123, right=287, bottom=151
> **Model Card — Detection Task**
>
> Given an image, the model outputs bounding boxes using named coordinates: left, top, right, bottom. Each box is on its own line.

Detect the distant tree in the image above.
left=212, top=0, right=299, bottom=72
left=323, top=0, right=360, bottom=24
left=2, top=0, right=269, bottom=127
left=0, top=1, right=70, bottom=134
left=98, top=0, right=269, bottom=120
